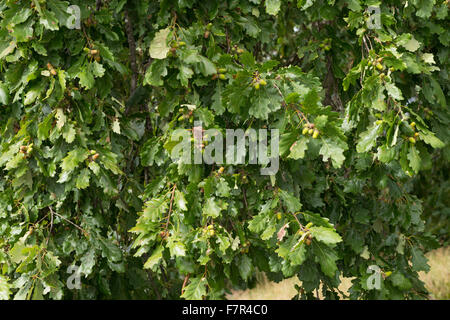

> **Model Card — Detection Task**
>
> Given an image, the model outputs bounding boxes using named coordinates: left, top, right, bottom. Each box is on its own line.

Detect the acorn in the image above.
left=178, top=41, right=186, bottom=46
left=305, top=238, right=312, bottom=246
left=276, top=212, right=282, bottom=220
left=376, top=120, right=383, bottom=125
left=204, top=30, right=210, bottom=39
left=218, top=74, right=226, bottom=80
left=218, top=68, right=227, bottom=74
left=408, top=137, right=416, bottom=144
left=410, top=122, right=416, bottom=128
left=305, top=222, right=313, bottom=229
left=376, top=63, right=384, bottom=71
left=308, top=128, right=314, bottom=135
left=254, top=83, right=260, bottom=90
left=302, top=127, right=309, bottom=135
left=92, top=153, right=100, bottom=160
left=160, top=231, right=168, bottom=239
left=218, top=166, right=225, bottom=174
left=47, top=63, right=57, bottom=75
left=259, top=79, right=267, bottom=86
left=312, top=129, right=319, bottom=139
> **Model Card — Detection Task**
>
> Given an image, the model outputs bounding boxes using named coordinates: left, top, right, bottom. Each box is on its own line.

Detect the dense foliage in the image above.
left=0, top=0, right=449, bottom=300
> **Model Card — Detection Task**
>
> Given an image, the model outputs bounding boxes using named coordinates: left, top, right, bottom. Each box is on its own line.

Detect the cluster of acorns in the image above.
left=302, top=123, right=320, bottom=139
left=88, top=149, right=100, bottom=161
left=168, top=41, right=186, bottom=57
left=299, top=222, right=314, bottom=246
left=46, top=63, right=57, bottom=76
left=407, top=121, right=420, bottom=144
left=368, top=56, right=395, bottom=80
left=83, top=47, right=101, bottom=62
left=19, top=143, right=33, bottom=158
left=319, top=38, right=332, bottom=51
left=203, top=224, right=215, bottom=237
left=159, top=230, right=169, bottom=240
left=251, top=74, right=267, bottom=90
left=212, top=68, right=227, bottom=80
left=231, top=44, right=245, bottom=55
left=177, top=108, right=193, bottom=122
left=368, top=57, right=385, bottom=71
left=240, top=240, right=251, bottom=254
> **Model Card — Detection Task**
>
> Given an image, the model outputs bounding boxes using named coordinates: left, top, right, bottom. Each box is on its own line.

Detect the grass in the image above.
left=226, top=246, right=450, bottom=300
left=419, top=246, right=450, bottom=300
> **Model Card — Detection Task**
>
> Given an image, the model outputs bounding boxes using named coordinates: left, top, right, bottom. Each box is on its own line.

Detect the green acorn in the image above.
left=312, top=129, right=319, bottom=139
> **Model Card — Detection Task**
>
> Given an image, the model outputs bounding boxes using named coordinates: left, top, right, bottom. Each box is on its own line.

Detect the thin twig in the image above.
left=51, top=209, right=88, bottom=235
left=46, top=206, right=55, bottom=245
left=164, top=184, right=177, bottom=230
left=273, top=82, right=310, bottom=124
left=181, top=273, right=190, bottom=295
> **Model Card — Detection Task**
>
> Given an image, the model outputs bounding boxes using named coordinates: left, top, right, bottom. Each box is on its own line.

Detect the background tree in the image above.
left=0, top=0, right=448, bottom=300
